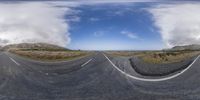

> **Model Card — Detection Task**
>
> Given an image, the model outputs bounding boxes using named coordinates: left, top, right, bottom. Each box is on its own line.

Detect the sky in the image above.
left=0, top=0, right=200, bottom=50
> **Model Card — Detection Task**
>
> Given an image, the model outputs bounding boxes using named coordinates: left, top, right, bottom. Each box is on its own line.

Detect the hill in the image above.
left=2, top=43, right=69, bottom=51
left=171, top=44, right=200, bottom=51
left=1, top=43, right=89, bottom=61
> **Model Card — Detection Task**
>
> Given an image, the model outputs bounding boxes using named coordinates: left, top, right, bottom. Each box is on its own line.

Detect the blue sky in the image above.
left=1, top=1, right=199, bottom=50
left=66, top=2, right=165, bottom=50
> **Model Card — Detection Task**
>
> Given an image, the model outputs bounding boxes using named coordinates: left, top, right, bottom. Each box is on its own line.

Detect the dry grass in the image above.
left=106, top=51, right=136, bottom=57
left=10, top=50, right=89, bottom=61
left=108, top=51, right=200, bottom=64
left=136, top=51, right=200, bottom=64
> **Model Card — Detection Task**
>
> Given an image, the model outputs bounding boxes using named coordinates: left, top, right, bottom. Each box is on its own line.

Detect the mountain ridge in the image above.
left=171, top=44, right=200, bottom=51
left=2, top=43, right=69, bottom=51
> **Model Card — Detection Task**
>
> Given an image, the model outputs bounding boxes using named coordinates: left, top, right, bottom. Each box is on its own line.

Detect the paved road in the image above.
left=0, top=51, right=200, bottom=100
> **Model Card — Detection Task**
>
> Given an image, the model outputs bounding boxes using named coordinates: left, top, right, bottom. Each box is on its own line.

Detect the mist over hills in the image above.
left=171, top=44, right=200, bottom=51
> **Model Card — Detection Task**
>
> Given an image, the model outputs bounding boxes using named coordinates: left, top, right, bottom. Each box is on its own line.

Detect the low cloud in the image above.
left=0, top=2, right=73, bottom=47
left=149, top=3, right=200, bottom=47
left=121, top=30, right=138, bottom=39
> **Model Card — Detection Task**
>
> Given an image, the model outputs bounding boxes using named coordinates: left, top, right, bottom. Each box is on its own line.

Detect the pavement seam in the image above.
left=81, top=59, right=93, bottom=67
left=103, top=53, right=200, bottom=82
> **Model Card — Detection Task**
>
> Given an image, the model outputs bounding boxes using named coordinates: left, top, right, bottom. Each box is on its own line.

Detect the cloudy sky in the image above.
left=0, top=0, right=199, bottom=50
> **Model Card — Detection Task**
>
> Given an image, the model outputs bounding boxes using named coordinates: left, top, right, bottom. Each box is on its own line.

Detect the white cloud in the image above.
left=0, top=0, right=157, bottom=48
left=121, top=30, right=138, bottom=39
left=67, top=16, right=81, bottom=22
left=0, top=2, right=74, bottom=47
left=149, top=3, right=200, bottom=47
left=79, top=0, right=156, bottom=4
left=49, top=0, right=156, bottom=7
left=89, top=17, right=99, bottom=21
left=93, top=31, right=104, bottom=37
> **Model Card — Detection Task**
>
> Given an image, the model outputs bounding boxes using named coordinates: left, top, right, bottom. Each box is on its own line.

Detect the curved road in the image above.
left=0, top=52, right=200, bottom=100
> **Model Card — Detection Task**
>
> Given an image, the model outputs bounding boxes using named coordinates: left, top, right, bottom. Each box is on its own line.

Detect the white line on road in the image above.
left=103, top=53, right=200, bottom=82
left=81, top=59, right=93, bottom=67
left=9, top=57, right=20, bottom=66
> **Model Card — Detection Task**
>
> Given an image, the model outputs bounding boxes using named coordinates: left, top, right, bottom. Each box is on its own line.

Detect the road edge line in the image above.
left=81, top=59, right=93, bottom=67
left=9, top=57, right=20, bottom=66
left=103, top=53, right=200, bottom=82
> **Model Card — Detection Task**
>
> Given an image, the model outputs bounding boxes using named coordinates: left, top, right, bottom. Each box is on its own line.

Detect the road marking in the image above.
left=81, top=59, right=93, bottom=67
left=9, top=57, right=20, bottom=66
left=103, top=54, right=200, bottom=82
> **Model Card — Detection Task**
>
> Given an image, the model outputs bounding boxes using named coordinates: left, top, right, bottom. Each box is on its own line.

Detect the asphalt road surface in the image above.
left=0, top=51, right=200, bottom=100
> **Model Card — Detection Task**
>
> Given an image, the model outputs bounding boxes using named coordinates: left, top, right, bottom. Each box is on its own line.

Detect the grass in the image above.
left=107, top=50, right=200, bottom=64
left=106, top=51, right=136, bottom=57
left=10, top=50, right=90, bottom=62
left=137, top=51, right=200, bottom=64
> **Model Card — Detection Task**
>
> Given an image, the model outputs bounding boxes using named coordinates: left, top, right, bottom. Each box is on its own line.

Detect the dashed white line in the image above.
left=9, top=57, right=20, bottom=66
left=81, top=59, right=93, bottom=67
left=103, top=53, right=200, bottom=82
